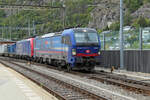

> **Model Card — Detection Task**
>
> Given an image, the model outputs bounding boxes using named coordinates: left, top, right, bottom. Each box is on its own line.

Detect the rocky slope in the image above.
left=89, top=0, right=150, bottom=29
left=1, top=0, right=150, bottom=36
left=88, top=0, right=120, bottom=29
left=132, top=3, right=150, bottom=19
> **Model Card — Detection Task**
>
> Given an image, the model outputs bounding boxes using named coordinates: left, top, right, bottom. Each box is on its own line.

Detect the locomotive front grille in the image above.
left=74, top=57, right=96, bottom=69
left=75, top=57, right=95, bottom=63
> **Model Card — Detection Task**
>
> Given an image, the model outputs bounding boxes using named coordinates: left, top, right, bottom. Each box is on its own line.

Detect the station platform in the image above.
left=0, top=63, right=58, bottom=100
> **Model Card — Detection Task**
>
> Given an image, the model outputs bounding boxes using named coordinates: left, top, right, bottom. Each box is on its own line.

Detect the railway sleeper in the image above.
left=91, top=76, right=150, bottom=96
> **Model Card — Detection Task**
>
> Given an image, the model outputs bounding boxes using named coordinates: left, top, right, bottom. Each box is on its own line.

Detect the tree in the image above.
left=132, top=17, right=150, bottom=28
left=138, top=17, right=147, bottom=27
left=124, top=12, right=133, bottom=26
left=124, top=0, right=143, bottom=13
left=109, top=22, right=120, bottom=31
left=143, top=0, right=150, bottom=4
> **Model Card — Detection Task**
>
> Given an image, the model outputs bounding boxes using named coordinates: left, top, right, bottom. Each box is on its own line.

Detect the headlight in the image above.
left=72, top=49, right=76, bottom=56
left=98, top=51, right=101, bottom=55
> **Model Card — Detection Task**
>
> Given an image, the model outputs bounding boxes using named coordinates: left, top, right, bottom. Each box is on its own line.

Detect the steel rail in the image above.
left=90, top=72, right=150, bottom=96
left=69, top=70, right=150, bottom=96
left=2, top=57, right=150, bottom=96
left=0, top=59, right=108, bottom=100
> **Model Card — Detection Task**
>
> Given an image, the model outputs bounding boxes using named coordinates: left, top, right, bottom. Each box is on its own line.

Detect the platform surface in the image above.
left=0, top=63, right=58, bottom=100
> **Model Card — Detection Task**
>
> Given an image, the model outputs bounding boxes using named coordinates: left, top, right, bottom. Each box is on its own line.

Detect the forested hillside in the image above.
left=0, top=0, right=150, bottom=40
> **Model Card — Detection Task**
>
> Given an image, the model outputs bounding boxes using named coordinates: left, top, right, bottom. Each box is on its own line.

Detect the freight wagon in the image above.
left=0, top=44, right=9, bottom=56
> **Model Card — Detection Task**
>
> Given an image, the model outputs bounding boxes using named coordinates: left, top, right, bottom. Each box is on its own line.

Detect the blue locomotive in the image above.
left=34, top=28, right=101, bottom=71
left=5, top=28, right=101, bottom=71
left=8, top=43, right=16, bottom=57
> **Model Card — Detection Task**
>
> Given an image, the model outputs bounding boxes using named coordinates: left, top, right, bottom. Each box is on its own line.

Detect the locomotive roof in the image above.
left=41, top=33, right=55, bottom=38
left=17, top=38, right=33, bottom=43
left=17, top=28, right=97, bottom=41
left=73, top=28, right=97, bottom=32
left=39, top=32, right=62, bottom=38
left=62, top=28, right=97, bottom=34
left=72, top=27, right=96, bottom=30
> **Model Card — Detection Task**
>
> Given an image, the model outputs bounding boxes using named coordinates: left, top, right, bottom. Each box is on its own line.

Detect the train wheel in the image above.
left=89, top=67, right=95, bottom=73
left=36, top=57, right=39, bottom=63
left=39, top=58, right=43, bottom=64
left=58, top=66, right=62, bottom=71
left=67, top=64, right=72, bottom=72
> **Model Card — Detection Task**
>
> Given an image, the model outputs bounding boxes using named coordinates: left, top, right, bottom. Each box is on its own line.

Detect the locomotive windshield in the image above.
left=74, top=29, right=99, bottom=44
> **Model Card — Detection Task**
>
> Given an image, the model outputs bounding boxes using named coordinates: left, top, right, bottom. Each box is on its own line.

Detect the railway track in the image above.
left=0, top=58, right=108, bottom=100
left=1, top=57, right=150, bottom=98
left=89, top=72, right=150, bottom=96
left=70, top=70, right=150, bottom=96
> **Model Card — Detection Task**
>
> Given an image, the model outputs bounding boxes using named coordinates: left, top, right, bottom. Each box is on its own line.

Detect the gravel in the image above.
left=95, top=67, right=150, bottom=84
left=12, top=61, right=150, bottom=100
left=0, top=60, right=95, bottom=100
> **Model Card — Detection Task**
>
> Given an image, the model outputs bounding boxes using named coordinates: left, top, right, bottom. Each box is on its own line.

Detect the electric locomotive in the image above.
left=16, top=38, right=34, bottom=60
left=34, top=28, right=101, bottom=71
left=4, top=28, right=101, bottom=71
left=62, top=28, right=101, bottom=71
left=8, top=43, right=16, bottom=57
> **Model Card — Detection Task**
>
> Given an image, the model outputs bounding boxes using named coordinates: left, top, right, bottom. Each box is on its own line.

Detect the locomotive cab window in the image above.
left=62, top=35, right=71, bottom=45
left=61, top=36, right=65, bottom=44
left=74, top=29, right=99, bottom=46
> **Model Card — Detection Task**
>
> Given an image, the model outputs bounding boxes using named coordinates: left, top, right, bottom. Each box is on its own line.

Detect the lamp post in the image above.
left=120, top=0, right=124, bottom=69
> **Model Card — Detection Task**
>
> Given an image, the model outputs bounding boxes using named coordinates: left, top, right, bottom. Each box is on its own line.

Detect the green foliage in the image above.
left=0, top=0, right=94, bottom=40
left=97, top=29, right=103, bottom=34
left=0, top=10, right=6, bottom=17
left=124, top=12, right=133, bottom=26
left=103, top=26, right=109, bottom=31
left=0, top=0, right=150, bottom=41
left=143, top=0, right=150, bottom=4
left=126, top=35, right=138, bottom=45
left=109, top=22, right=120, bottom=31
left=124, top=0, right=150, bottom=28
left=124, top=0, right=143, bottom=13
left=0, top=10, right=6, bottom=25
left=132, top=17, right=150, bottom=28
left=143, top=44, right=150, bottom=49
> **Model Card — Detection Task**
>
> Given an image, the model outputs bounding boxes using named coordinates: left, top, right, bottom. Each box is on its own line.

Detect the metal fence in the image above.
left=99, top=27, right=150, bottom=50
left=100, top=50, right=150, bottom=73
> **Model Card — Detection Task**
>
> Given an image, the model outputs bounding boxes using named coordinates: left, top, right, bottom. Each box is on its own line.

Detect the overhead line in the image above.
left=0, top=3, right=64, bottom=9
left=0, top=7, right=48, bottom=10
